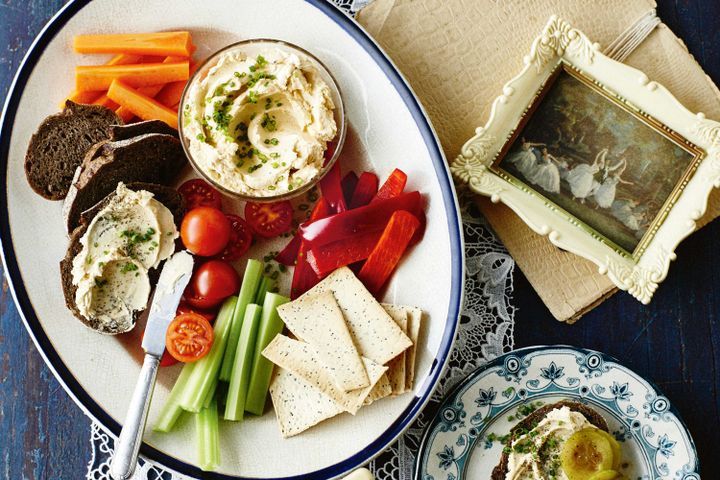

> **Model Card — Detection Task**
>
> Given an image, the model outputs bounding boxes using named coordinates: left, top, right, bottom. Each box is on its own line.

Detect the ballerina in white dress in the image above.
left=611, top=199, right=643, bottom=231
left=594, top=159, right=633, bottom=209
left=508, top=137, right=544, bottom=178
left=528, top=147, right=561, bottom=193
left=565, top=148, right=607, bottom=202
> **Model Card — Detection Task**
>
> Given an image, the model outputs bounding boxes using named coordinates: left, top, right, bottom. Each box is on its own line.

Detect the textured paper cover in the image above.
left=358, top=0, right=720, bottom=322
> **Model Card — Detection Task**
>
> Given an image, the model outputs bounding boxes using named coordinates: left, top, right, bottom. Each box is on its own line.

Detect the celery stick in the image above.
left=178, top=296, right=237, bottom=413
left=202, top=375, right=219, bottom=410
left=154, top=362, right=196, bottom=433
left=219, top=260, right=263, bottom=381
left=245, top=293, right=289, bottom=415
left=224, top=304, right=262, bottom=421
left=196, top=399, right=220, bottom=472
left=255, top=276, right=270, bottom=305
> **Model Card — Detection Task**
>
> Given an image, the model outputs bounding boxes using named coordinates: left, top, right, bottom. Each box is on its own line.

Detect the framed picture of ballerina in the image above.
left=496, top=65, right=699, bottom=254
left=451, top=16, right=720, bottom=304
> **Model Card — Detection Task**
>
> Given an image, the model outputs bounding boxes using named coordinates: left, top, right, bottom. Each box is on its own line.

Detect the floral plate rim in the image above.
left=414, top=345, right=699, bottom=480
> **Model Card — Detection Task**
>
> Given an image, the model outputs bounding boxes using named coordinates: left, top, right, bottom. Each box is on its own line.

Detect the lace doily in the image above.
left=86, top=2, right=516, bottom=478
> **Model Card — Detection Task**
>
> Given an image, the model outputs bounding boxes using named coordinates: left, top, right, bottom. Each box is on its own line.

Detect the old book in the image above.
left=357, top=0, right=720, bottom=322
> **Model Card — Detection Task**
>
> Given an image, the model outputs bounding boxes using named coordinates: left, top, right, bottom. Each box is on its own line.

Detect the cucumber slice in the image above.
left=595, top=429, right=622, bottom=470
left=560, top=428, right=614, bottom=480
left=224, top=304, right=263, bottom=421
left=588, top=470, right=623, bottom=480
left=219, top=260, right=263, bottom=381
left=245, top=292, right=289, bottom=415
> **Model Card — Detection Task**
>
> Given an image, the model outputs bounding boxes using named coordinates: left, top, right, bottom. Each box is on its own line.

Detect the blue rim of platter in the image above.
left=415, top=345, right=699, bottom=480
left=0, top=1, right=464, bottom=479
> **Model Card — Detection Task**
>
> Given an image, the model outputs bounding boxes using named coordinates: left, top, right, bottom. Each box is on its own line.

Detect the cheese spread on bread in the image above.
left=505, top=406, right=595, bottom=480
left=71, top=183, right=178, bottom=331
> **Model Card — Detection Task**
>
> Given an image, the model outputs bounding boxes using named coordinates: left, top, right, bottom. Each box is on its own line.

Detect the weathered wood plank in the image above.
left=0, top=1, right=92, bottom=478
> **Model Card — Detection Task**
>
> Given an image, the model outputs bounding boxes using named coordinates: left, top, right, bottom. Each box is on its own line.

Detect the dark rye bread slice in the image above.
left=491, top=400, right=609, bottom=480
left=62, top=132, right=187, bottom=233
left=60, top=183, right=185, bottom=334
left=25, top=101, right=122, bottom=200
left=110, top=120, right=178, bottom=141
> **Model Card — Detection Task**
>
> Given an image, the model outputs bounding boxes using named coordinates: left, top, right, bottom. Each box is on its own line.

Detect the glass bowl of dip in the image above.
left=178, top=39, right=346, bottom=202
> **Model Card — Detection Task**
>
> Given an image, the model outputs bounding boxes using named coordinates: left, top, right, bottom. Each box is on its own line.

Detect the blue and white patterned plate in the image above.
left=416, top=346, right=699, bottom=480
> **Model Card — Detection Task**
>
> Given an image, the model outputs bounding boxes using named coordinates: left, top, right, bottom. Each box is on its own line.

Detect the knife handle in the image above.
left=110, top=353, right=160, bottom=480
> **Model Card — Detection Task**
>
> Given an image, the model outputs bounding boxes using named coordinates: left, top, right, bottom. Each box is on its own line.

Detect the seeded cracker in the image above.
left=277, top=291, right=369, bottom=391
left=301, top=267, right=412, bottom=364
left=263, top=334, right=386, bottom=415
left=405, top=306, right=423, bottom=390
left=381, top=304, right=408, bottom=395
left=268, top=368, right=344, bottom=438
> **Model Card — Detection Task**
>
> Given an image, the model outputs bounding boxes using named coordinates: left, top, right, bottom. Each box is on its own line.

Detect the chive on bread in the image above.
left=491, top=400, right=612, bottom=480
left=59, top=183, right=185, bottom=334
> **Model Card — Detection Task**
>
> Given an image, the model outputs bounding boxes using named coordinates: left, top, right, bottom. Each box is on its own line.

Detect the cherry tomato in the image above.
left=215, top=214, right=253, bottom=261
left=179, top=179, right=222, bottom=210
left=244, top=201, right=294, bottom=238
left=181, top=207, right=231, bottom=256
left=159, top=351, right=179, bottom=367
left=177, top=302, right=217, bottom=323
left=165, top=312, right=214, bottom=363
left=142, top=331, right=179, bottom=367
left=185, top=260, right=240, bottom=309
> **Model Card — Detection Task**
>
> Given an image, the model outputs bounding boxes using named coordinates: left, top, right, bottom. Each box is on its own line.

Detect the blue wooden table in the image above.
left=1, top=1, right=718, bottom=478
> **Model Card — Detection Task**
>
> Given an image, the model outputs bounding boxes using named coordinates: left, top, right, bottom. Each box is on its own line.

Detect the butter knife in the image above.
left=110, top=250, right=194, bottom=480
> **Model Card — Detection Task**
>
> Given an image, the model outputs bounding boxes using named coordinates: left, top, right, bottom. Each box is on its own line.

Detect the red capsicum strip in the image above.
left=349, top=172, right=379, bottom=209
left=274, top=234, right=302, bottom=266
left=290, top=198, right=332, bottom=299
left=306, top=229, right=383, bottom=277
left=358, top=210, right=421, bottom=294
left=371, top=168, right=407, bottom=203
left=341, top=171, right=359, bottom=206
left=299, top=191, right=423, bottom=248
left=319, top=160, right=347, bottom=213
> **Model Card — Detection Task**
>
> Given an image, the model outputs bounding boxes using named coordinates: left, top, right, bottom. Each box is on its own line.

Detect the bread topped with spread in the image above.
left=492, top=400, right=626, bottom=480
left=60, top=183, right=184, bottom=334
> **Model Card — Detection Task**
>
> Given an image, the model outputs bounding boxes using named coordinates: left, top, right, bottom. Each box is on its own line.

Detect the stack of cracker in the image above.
left=262, top=267, right=422, bottom=437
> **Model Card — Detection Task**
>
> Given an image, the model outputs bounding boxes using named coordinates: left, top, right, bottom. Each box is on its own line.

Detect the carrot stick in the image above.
left=114, top=56, right=185, bottom=118
left=107, top=80, right=178, bottom=128
left=64, top=90, right=103, bottom=107
left=155, top=62, right=197, bottom=107
left=73, top=31, right=193, bottom=57
left=62, top=53, right=144, bottom=107
left=115, top=84, right=165, bottom=120
left=92, top=94, right=120, bottom=110
left=115, top=106, right=135, bottom=123
left=75, top=61, right=189, bottom=92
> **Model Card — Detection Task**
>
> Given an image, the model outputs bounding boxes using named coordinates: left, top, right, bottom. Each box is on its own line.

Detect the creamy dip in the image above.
left=182, top=48, right=337, bottom=196
left=505, top=407, right=596, bottom=480
left=71, top=184, right=178, bottom=332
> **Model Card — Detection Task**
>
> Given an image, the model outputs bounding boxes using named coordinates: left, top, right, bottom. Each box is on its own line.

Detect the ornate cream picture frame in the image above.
left=451, top=15, right=720, bottom=304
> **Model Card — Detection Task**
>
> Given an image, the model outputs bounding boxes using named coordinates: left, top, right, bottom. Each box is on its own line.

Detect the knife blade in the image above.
left=141, top=250, right=194, bottom=357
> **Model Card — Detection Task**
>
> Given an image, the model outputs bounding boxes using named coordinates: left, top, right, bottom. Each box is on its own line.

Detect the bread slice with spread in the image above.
left=60, top=183, right=185, bottom=334
left=492, top=400, right=626, bottom=480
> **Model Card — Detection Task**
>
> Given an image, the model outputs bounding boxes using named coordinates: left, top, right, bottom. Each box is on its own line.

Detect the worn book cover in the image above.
left=357, top=0, right=720, bottom=322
